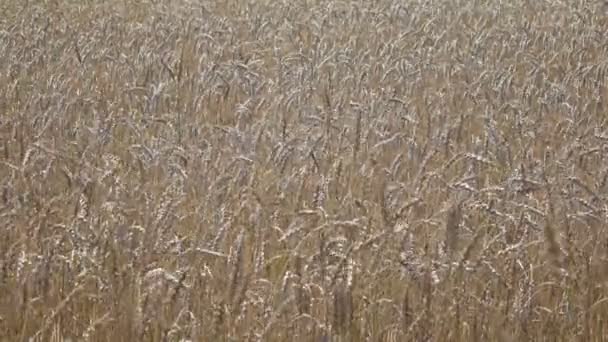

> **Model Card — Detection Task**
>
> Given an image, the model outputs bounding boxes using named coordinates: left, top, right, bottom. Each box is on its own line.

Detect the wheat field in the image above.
left=2, top=0, right=608, bottom=341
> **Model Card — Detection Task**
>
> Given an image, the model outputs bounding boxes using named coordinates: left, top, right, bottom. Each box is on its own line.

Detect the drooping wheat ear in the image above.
left=445, top=200, right=462, bottom=258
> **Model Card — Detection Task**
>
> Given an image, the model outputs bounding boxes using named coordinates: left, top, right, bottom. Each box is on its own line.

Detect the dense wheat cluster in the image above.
left=2, top=0, right=608, bottom=340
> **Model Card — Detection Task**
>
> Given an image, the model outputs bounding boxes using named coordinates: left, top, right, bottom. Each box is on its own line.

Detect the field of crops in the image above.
left=2, top=0, right=608, bottom=341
